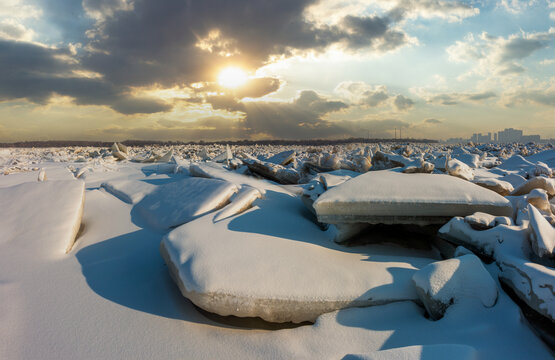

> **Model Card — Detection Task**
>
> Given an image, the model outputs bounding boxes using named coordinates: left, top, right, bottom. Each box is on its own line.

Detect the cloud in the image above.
left=0, top=19, right=34, bottom=41
left=421, top=90, right=497, bottom=105
left=447, top=29, right=555, bottom=78
left=393, top=94, right=414, bottom=110
left=335, top=81, right=415, bottom=111
left=498, top=0, right=537, bottom=14
left=307, top=0, right=479, bottom=24
left=0, top=39, right=171, bottom=114
left=425, top=118, right=442, bottom=124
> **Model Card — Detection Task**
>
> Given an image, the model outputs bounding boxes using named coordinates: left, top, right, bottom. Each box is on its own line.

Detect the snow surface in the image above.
left=1, top=144, right=553, bottom=359
left=314, top=171, right=513, bottom=225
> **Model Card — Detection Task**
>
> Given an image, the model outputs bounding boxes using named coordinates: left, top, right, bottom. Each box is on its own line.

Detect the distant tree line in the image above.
left=0, top=137, right=438, bottom=148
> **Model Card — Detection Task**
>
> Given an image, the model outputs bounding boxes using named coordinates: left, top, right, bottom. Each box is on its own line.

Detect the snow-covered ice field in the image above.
left=0, top=142, right=554, bottom=359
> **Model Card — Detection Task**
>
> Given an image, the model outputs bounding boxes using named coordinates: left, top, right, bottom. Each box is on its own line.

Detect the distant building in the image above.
left=497, top=128, right=523, bottom=143
left=470, top=133, right=492, bottom=143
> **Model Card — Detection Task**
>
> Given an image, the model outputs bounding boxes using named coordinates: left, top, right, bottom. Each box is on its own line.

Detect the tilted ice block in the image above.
left=135, top=177, right=237, bottom=229
left=528, top=205, right=555, bottom=259
left=161, top=188, right=437, bottom=323
left=0, top=180, right=85, bottom=253
left=314, top=171, right=512, bottom=225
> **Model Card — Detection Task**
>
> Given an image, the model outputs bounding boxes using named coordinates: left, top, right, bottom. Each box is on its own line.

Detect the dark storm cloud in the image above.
left=2, top=0, right=408, bottom=115
left=81, top=0, right=408, bottom=88
left=0, top=39, right=170, bottom=114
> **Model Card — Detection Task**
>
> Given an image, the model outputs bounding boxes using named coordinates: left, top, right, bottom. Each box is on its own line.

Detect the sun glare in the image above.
left=218, top=67, right=248, bottom=88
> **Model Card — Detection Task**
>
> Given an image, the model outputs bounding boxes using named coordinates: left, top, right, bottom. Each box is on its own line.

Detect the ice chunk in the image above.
left=343, top=344, right=477, bottom=360
left=314, top=171, right=512, bottom=226
left=471, top=178, right=513, bottom=196
left=37, top=168, right=47, bottom=182
left=511, top=176, right=555, bottom=197
left=213, top=186, right=261, bottom=222
left=528, top=205, right=555, bottom=259
left=135, top=177, right=237, bottom=229
left=497, top=254, right=555, bottom=323
left=447, top=159, right=474, bottom=181
left=319, top=170, right=359, bottom=190
left=412, top=255, right=498, bottom=320
left=161, top=188, right=437, bottom=323
left=265, top=150, right=296, bottom=166
left=244, top=159, right=300, bottom=184
left=101, top=179, right=157, bottom=204
left=157, top=149, right=173, bottom=163
left=439, top=216, right=555, bottom=323
left=464, top=212, right=496, bottom=230
left=402, top=160, right=434, bottom=174
left=0, top=180, right=85, bottom=253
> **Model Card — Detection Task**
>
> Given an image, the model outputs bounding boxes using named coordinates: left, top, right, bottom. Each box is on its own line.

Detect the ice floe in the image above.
left=314, top=171, right=512, bottom=225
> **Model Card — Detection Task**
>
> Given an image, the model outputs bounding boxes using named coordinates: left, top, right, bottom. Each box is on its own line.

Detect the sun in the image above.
left=218, top=67, right=248, bottom=88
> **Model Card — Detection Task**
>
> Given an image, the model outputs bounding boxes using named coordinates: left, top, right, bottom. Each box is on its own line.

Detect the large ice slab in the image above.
left=161, top=185, right=437, bottom=323
left=314, top=171, right=513, bottom=225
left=0, top=180, right=85, bottom=253
left=134, top=177, right=237, bottom=229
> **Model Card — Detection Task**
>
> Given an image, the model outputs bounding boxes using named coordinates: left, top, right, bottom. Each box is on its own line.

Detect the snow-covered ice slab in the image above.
left=314, top=171, right=512, bottom=225
left=343, top=344, right=477, bottom=360
left=0, top=180, right=85, bottom=253
left=161, top=186, right=437, bottom=323
left=135, top=177, right=237, bottom=229
left=412, top=255, right=498, bottom=320
left=101, top=179, right=157, bottom=204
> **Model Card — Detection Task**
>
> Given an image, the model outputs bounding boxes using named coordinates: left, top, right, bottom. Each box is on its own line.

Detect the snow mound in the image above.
left=314, top=171, right=512, bottom=225
left=161, top=185, right=437, bottom=323
left=343, top=344, right=477, bottom=360
left=135, top=177, right=237, bottom=229
left=101, top=179, right=157, bottom=204
left=412, top=255, right=498, bottom=320
left=0, top=180, right=85, bottom=253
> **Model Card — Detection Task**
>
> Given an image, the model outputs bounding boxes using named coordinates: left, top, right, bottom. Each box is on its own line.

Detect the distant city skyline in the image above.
left=447, top=127, right=554, bottom=144
left=0, top=1, right=554, bottom=142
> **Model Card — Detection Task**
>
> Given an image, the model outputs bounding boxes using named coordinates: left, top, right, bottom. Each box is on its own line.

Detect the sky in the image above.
left=0, top=0, right=554, bottom=142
